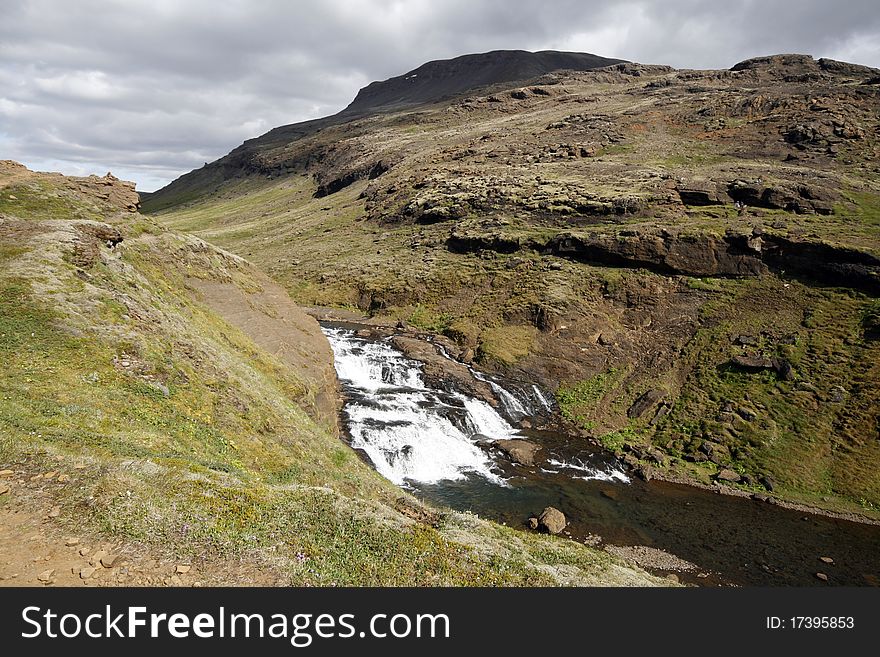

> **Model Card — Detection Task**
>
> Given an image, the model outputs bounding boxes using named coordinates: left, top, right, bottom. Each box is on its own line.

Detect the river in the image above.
left=321, top=323, right=880, bottom=586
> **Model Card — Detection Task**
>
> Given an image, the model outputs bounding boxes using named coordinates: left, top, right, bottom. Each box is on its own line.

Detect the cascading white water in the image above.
left=532, top=385, right=554, bottom=412
left=434, top=340, right=552, bottom=420
left=543, top=457, right=630, bottom=483
left=322, top=326, right=516, bottom=486
left=473, top=371, right=528, bottom=420
left=322, top=325, right=631, bottom=491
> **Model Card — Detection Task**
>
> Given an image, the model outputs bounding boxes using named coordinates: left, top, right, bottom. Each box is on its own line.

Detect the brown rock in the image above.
left=677, top=182, right=731, bottom=206
left=48, top=506, right=61, bottom=518
left=815, top=572, right=829, bottom=582
left=716, top=469, right=742, bottom=483
left=101, top=554, right=119, bottom=568
left=37, top=569, right=55, bottom=583
left=0, top=483, right=9, bottom=495
left=0, top=469, right=14, bottom=477
left=80, top=566, right=96, bottom=579
left=493, top=439, right=541, bottom=466
left=176, top=564, right=191, bottom=574
left=538, top=506, right=567, bottom=534
left=628, top=389, right=664, bottom=419
left=819, top=556, right=834, bottom=565
left=527, top=517, right=539, bottom=530
left=730, top=354, right=775, bottom=370
left=65, top=538, right=80, bottom=547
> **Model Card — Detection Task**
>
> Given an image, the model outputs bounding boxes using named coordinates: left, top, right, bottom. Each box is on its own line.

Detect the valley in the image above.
left=145, top=52, right=880, bottom=523
left=4, top=48, right=880, bottom=587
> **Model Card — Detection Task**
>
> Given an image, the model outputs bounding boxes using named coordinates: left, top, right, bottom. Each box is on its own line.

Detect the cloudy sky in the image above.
left=2, top=0, right=878, bottom=191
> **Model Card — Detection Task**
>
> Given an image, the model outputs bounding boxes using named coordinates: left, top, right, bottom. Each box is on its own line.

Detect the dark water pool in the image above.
left=409, top=431, right=880, bottom=587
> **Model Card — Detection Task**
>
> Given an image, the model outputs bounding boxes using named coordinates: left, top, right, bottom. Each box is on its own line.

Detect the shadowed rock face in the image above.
left=446, top=228, right=880, bottom=292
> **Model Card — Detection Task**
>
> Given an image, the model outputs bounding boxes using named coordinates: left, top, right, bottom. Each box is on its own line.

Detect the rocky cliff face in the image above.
left=446, top=226, right=880, bottom=293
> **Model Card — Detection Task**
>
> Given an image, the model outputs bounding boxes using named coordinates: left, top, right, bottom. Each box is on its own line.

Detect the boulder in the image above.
left=537, top=507, right=567, bottom=535
left=472, top=433, right=495, bottom=449
left=716, top=468, right=742, bottom=483
left=736, top=407, right=757, bottom=422
left=649, top=404, right=670, bottom=426
left=729, top=355, right=795, bottom=380
left=759, top=474, right=776, bottom=492
left=628, top=389, right=664, bottom=419
left=493, top=439, right=541, bottom=466
left=701, top=442, right=731, bottom=465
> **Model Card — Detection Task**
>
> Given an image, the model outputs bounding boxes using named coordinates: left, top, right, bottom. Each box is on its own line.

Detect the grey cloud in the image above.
left=1, top=0, right=878, bottom=191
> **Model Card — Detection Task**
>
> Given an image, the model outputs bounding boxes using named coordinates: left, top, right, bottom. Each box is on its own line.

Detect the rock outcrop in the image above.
left=537, top=507, right=567, bottom=534
left=492, top=439, right=541, bottom=466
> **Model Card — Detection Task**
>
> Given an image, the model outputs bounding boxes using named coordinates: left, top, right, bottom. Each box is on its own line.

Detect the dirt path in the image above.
left=0, top=466, right=280, bottom=587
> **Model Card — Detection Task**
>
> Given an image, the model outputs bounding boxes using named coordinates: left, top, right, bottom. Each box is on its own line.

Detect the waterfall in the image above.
left=532, top=385, right=554, bottom=412
left=433, top=340, right=553, bottom=421
left=322, top=325, right=623, bottom=490
left=322, top=326, right=516, bottom=486
left=471, top=371, right=528, bottom=420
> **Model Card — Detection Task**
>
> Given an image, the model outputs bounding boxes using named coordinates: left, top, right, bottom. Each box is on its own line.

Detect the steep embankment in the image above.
left=146, top=52, right=880, bottom=519
left=0, top=161, right=663, bottom=586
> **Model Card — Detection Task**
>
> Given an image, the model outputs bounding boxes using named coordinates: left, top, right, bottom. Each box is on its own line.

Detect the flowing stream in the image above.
left=322, top=325, right=626, bottom=487
left=322, top=323, right=880, bottom=587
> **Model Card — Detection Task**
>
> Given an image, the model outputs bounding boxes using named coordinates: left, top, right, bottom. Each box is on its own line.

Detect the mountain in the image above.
left=142, top=49, right=624, bottom=211
left=144, top=51, right=880, bottom=520
left=342, top=49, right=626, bottom=114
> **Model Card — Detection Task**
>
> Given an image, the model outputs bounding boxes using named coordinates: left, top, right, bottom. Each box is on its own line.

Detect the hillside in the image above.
left=344, top=49, right=626, bottom=114
left=141, top=49, right=623, bottom=212
left=145, top=52, right=880, bottom=519
left=0, top=160, right=663, bottom=586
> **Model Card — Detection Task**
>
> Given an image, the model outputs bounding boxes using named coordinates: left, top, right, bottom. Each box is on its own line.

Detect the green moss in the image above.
left=556, top=369, right=621, bottom=425
left=840, top=190, right=880, bottom=226
left=477, top=325, right=537, bottom=366
left=0, top=181, right=102, bottom=220
left=599, top=426, right=639, bottom=452
left=406, top=304, right=453, bottom=332
left=444, top=317, right=480, bottom=346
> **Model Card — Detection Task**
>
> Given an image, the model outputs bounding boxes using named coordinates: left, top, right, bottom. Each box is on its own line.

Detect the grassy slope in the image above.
left=0, top=166, right=663, bottom=586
